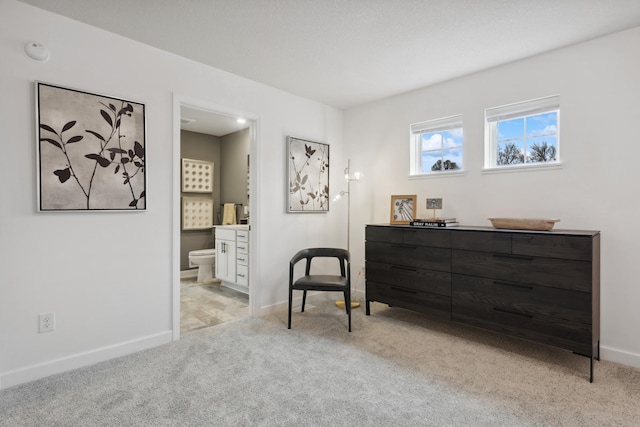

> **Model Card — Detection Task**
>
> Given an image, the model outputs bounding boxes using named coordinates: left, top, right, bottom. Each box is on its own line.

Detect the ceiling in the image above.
left=18, top=0, right=640, bottom=110
left=180, top=106, right=249, bottom=137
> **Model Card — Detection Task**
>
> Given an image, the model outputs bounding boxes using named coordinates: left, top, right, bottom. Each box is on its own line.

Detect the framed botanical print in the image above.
left=287, top=136, right=329, bottom=212
left=36, top=81, right=146, bottom=211
left=390, top=195, right=417, bottom=224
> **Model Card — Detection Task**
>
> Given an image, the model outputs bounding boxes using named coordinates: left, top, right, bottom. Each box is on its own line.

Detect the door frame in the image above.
left=172, top=94, right=260, bottom=341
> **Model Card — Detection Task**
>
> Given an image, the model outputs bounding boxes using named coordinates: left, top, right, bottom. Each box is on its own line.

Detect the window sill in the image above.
left=481, top=162, right=563, bottom=175
left=409, top=170, right=466, bottom=179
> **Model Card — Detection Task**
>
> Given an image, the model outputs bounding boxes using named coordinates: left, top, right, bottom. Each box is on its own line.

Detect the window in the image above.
left=410, top=115, right=463, bottom=175
left=485, top=95, right=560, bottom=170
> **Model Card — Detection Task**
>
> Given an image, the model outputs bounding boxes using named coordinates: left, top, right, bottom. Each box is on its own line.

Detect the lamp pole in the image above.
left=336, top=158, right=361, bottom=309
left=346, top=158, right=351, bottom=252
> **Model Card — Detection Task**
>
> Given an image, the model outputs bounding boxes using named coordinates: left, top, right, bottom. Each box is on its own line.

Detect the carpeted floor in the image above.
left=1, top=301, right=639, bottom=426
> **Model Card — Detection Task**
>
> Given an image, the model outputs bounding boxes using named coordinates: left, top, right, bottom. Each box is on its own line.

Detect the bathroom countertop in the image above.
left=215, top=224, right=250, bottom=230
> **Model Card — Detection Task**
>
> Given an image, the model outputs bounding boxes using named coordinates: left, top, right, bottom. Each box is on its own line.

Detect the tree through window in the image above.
left=410, top=115, right=463, bottom=175
left=486, top=96, right=560, bottom=169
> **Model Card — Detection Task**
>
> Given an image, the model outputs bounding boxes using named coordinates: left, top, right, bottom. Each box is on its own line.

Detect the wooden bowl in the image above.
left=488, top=218, right=560, bottom=231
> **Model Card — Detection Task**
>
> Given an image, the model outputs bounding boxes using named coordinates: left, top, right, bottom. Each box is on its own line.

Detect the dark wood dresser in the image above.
left=365, top=224, right=600, bottom=382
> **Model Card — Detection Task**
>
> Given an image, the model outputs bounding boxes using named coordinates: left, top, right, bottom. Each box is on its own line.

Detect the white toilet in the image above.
left=188, top=249, right=216, bottom=283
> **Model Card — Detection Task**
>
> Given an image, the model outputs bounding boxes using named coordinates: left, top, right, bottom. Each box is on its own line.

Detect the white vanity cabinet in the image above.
left=214, top=225, right=249, bottom=294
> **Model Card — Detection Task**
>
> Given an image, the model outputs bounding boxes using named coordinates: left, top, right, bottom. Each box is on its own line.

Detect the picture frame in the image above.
left=181, top=196, right=214, bottom=230
left=181, top=158, right=213, bottom=193
left=390, top=195, right=417, bottom=224
left=287, top=136, right=329, bottom=213
left=36, top=81, right=146, bottom=211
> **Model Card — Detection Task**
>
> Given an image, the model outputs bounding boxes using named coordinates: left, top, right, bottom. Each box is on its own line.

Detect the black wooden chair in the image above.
left=288, top=248, right=352, bottom=332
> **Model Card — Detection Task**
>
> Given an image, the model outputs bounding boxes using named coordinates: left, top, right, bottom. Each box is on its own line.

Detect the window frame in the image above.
left=409, top=114, right=464, bottom=177
left=484, top=95, right=561, bottom=172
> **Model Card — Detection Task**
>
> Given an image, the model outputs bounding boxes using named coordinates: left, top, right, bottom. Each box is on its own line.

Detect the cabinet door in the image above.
left=215, top=239, right=236, bottom=282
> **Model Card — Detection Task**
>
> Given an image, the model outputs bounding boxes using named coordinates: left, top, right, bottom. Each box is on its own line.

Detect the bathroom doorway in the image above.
left=172, top=96, right=258, bottom=340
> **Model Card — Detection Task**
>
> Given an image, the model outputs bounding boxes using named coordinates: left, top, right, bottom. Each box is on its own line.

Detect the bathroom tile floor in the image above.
left=180, top=277, right=249, bottom=334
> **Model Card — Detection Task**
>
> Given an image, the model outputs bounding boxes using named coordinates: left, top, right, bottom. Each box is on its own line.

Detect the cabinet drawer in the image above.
left=237, top=230, right=249, bottom=242
left=511, top=234, right=592, bottom=261
left=237, top=252, right=248, bottom=265
left=451, top=231, right=511, bottom=253
left=215, top=228, right=236, bottom=241
left=236, top=265, right=248, bottom=285
left=366, top=261, right=450, bottom=296
left=366, top=226, right=450, bottom=247
left=451, top=230, right=593, bottom=261
left=452, top=298, right=592, bottom=355
left=237, top=242, right=249, bottom=254
left=452, top=250, right=591, bottom=292
left=366, top=226, right=404, bottom=244
left=402, top=228, right=450, bottom=248
left=367, top=242, right=451, bottom=272
left=452, top=274, right=591, bottom=324
left=367, top=280, right=451, bottom=320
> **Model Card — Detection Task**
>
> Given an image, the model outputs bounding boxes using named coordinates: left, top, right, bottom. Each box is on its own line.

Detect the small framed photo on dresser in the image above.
left=390, top=194, right=417, bottom=225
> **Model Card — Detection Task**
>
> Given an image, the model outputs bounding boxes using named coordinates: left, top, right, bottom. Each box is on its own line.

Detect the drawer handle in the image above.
left=493, top=253, right=533, bottom=261
left=238, top=273, right=245, bottom=278
left=391, top=286, right=417, bottom=294
left=391, top=245, right=417, bottom=250
left=493, top=307, right=533, bottom=318
left=390, top=265, right=417, bottom=272
left=511, top=236, right=533, bottom=240
left=493, top=281, right=533, bottom=291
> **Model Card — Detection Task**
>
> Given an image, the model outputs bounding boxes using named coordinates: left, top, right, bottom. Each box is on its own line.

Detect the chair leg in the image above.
left=301, top=290, right=307, bottom=312
left=288, top=287, right=293, bottom=329
left=345, top=291, right=352, bottom=332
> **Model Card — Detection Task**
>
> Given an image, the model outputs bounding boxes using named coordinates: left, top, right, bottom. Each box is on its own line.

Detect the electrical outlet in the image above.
left=39, top=312, right=56, bottom=333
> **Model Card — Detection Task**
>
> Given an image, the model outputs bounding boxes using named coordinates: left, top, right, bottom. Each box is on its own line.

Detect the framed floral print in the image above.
left=287, top=136, right=329, bottom=212
left=36, top=81, right=146, bottom=211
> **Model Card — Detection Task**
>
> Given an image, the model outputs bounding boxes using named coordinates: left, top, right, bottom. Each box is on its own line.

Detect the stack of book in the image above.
left=410, top=218, right=459, bottom=227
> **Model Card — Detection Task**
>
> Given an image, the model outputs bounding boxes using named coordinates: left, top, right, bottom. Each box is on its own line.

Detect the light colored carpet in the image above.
left=1, top=301, right=639, bottom=426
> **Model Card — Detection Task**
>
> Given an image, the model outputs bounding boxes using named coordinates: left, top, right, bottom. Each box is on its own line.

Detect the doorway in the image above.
left=172, top=95, right=259, bottom=340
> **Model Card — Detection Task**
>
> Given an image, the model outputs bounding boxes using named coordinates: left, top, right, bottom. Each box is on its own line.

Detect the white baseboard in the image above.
left=255, top=289, right=366, bottom=317
left=180, top=269, right=198, bottom=279
left=0, top=331, right=173, bottom=390
left=600, top=345, right=640, bottom=369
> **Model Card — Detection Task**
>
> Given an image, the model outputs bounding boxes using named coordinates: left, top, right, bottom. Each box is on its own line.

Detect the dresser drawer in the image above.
left=367, top=280, right=451, bottom=320
left=511, top=234, right=593, bottom=261
left=452, top=297, right=591, bottom=355
left=452, top=250, right=592, bottom=292
left=366, top=226, right=450, bottom=247
left=367, top=241, right=451, bottom=272
left=452, top=274, right=591, bottom=324
left=366, top=226, right=404, bottom=244
left=367, top=261, right=450, bottom=296
left=451, top=230, right=511, bottom=253
left=403, top=228, right=450, bottom=248
left=237, top=230, right=249, bottom=242
left=451, top=230, right=593, bottom=261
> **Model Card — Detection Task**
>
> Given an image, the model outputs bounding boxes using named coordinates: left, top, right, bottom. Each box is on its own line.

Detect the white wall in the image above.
left=345, top=26, right=640, bottom=367
left=0, top=0, right=345, bottom=388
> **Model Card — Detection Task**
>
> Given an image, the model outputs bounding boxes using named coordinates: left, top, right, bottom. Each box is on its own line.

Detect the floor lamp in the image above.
left=335, top=159, right=363, bottom=309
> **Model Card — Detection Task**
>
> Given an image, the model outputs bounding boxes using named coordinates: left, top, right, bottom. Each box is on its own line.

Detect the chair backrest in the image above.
left=290, top=247, right=350, bottom=277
